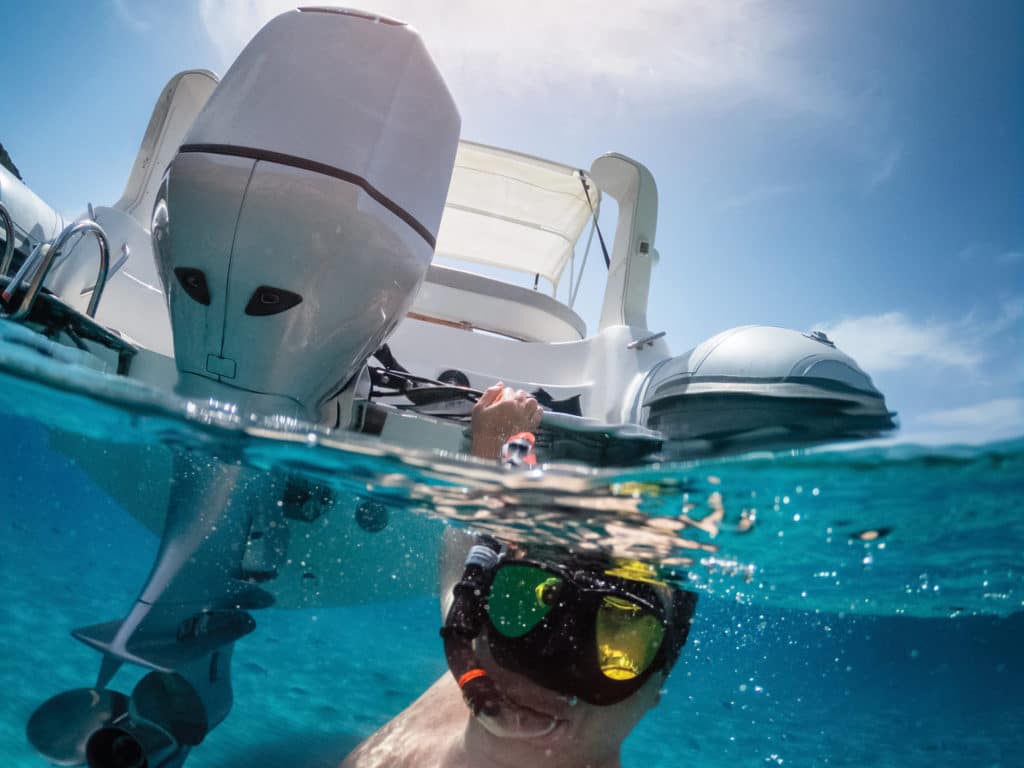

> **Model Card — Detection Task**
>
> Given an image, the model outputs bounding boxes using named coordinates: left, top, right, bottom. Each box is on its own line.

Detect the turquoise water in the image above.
left=1, top=329, right=1022, bottom=767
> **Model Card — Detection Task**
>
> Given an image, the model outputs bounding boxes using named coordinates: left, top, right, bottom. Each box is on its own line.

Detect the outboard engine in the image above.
left=153, top=7, right=460, bottom=420
left=28, top=10, right=460, bottom=767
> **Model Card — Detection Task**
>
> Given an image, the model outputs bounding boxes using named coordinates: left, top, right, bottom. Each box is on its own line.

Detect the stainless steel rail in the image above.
left=0, top=202, right=13, bottom=277
left=1, top=219, right=110, bottom=320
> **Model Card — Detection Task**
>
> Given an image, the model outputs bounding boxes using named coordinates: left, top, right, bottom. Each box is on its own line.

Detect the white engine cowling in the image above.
left=152, top=8, right=460, bottom=419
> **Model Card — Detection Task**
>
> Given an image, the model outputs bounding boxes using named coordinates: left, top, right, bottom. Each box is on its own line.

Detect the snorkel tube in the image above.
left=442, top=431, right=535, bottom=714
left=440, top=535, right=503, bottom=717
left=441, top=536, right=561, bottom=739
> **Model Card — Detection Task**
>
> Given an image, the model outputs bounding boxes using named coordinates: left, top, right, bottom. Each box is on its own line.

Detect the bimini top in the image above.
left=435, top=141, right=600, bottom=287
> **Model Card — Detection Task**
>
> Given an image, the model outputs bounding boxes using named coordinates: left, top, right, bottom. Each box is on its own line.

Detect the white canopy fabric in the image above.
left=434, top=141, right=599, bottom=286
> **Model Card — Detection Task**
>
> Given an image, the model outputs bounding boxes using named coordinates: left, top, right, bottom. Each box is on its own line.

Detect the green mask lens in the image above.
left=487, top=565, right=563, bottom=638
left=596, top=595, right=665, bottom=680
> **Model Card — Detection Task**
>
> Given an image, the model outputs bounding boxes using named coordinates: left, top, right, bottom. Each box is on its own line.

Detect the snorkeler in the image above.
left=341, top=536, right=697, bottom=768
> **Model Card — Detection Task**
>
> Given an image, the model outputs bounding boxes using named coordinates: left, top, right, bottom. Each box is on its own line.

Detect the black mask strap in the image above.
left=664, top=588, right=699, bottom=668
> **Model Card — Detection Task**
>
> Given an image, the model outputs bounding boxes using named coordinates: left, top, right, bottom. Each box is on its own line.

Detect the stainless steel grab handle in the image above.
left=2, top=218, right=110, bottom=320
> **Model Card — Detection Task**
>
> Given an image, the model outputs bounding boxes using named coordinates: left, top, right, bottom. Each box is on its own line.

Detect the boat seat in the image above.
left=410, top=264, right=586, bottom=343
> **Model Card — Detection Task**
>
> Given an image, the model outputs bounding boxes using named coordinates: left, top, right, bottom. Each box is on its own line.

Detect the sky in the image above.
left=1, top=0, right=1022, bottom=446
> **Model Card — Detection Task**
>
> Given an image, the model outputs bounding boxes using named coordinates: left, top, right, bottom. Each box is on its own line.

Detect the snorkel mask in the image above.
left=441, top=537, right=698, bottom=722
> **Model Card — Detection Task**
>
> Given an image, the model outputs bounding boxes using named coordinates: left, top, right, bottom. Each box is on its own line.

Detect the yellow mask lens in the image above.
left=488, top=565, right=563, bottom=638
left=596, top=596, right=664, bottom=680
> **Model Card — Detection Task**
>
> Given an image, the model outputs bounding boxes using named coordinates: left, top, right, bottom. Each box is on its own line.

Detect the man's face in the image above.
left=468, top=630, right=664, bottom=760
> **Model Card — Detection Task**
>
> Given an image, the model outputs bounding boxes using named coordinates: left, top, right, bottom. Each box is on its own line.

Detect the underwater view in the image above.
left=1, top=324, right=1022, bottom=767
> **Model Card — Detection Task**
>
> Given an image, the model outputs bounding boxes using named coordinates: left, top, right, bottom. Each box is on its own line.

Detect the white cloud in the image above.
left=110, top=0, right=153, bottom=31
left=197, top=0, right=840, bottom=114
left=884, top=398, right=1024, bottom=445
left=817, top=312, right=983, bottom=373
left=817, top=398, right=1023, bottom=448
left=994, top=295, right=1024, bottom=330
left=959, top=242, right=1024, bottom=266
left=717, top=182, right=798, bottom=211
left=921, top=397, right=1024, bottom=429
left=867, top=145, right=901, bottom=189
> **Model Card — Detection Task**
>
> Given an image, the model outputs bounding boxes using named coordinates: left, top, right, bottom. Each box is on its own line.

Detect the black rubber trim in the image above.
left=179, top=143, right=435, bottom=248
left=647, top=374, right=884, bottom=403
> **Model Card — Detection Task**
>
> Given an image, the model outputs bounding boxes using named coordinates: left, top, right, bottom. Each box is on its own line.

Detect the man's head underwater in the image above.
left=441, top=536, right=698, bottom=740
